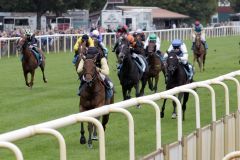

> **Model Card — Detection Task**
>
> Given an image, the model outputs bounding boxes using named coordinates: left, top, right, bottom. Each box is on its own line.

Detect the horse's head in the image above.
left=78, top=41, right=87, bottom=58
left=166, top=50, right=180, bottom=75
left=146, top=41, right=156, bottom=56
left=195, top=33, right=202, bottom=48
left=118, top=38, right=130, bottom=63
left=82, top=57, right=98, bottom=87
left=16, top=36, right=27, bottom=52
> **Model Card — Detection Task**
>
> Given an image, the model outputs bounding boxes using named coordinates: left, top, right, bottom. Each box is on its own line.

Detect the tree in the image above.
left=229, top=0, right=240, bottom=12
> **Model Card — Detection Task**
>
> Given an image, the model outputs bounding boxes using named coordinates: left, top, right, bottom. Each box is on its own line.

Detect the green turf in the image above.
left=0, top=36, right=240, bottom=160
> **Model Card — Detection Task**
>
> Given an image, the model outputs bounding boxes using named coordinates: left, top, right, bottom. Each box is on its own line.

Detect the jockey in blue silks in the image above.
left=90, top=30, right=109, bottom=58
left=25, top=29, right=42, bottom=63
left=165, top=39, right=194, bottom=81
left=192, top=20, right=208, bottom=50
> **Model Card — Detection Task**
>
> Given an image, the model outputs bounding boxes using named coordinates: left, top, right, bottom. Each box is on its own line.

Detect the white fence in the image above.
left=0, top=26, right=240, bottom=59
left=0, top=70, right=240, bottom=160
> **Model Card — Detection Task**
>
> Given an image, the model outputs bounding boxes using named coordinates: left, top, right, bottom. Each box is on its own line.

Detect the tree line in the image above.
left=0, top=0, right=239, bottom=30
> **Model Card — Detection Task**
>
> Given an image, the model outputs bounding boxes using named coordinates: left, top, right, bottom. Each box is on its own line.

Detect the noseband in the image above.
left=82, top=59, right=98, bottom=86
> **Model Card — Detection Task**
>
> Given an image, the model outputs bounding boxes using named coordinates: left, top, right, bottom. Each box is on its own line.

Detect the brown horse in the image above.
left=16, top=36, right=47, bottom=88
left=145, top=42, right=164, bottom=93
left=193, top=33, right=206, bottom=72
left=79, top=57, right=114, bottom=148
left=75, top=40, right=87, bottom=71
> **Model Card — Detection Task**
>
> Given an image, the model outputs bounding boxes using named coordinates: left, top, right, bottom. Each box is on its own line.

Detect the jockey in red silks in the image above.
left=112, top=24, right=129, bottom=52
left=192, top=20, right=208, bottom=50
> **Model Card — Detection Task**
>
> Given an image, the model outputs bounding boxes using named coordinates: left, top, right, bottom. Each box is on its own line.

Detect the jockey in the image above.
left=90, top=29, right=108, bottom=58
left=136, top=28, right=146, bottom=42
left=127, top=34, right=147, bottom=74
left=72, top=34, right=94, bottom=64
left=112, top=24, right=129, bottom=52
left=192, top=20, right=208, bottom=50
left=77, top=47, right=114, bottom=103
left=144, top=33, right=161, bottom=56
left=167, top=39, right=194, bottom=81
left=25, top=29, right=42, bottom=63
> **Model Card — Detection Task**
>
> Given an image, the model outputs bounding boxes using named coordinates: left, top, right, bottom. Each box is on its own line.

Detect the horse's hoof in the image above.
left=80, top=136, right=86, bottom=144
left=160, top=112, right=164, bottom=118
left=171, top=113, right=177, bottom=119
left=92, top=136, right=98, bottom=141
left=136, top=104, right=141, bottom=109
left=87, top=143, right=93, bottom=149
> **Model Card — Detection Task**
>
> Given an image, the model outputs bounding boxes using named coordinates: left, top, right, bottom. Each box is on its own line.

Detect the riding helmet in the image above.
left=82, top=34, right=89, bottom=41
left=92, top=30, right=100, bottom=37
left=172, top=39, right=182, bottom=47
left=87, top=47, right=98, bottom=55
left=149, top=33, right=157, bottom=41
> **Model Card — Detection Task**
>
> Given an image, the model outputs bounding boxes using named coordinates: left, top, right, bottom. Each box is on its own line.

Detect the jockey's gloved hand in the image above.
left=156, top=50, right=161, bottom=54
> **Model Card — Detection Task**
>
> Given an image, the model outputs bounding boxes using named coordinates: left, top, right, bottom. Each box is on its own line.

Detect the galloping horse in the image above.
left=161, top=51, right=192, bottom=120
left=16, top=36, right=47, bottom=88
left=118, top=37, right=148, bottom=100
left=145, top=42, right=164, bottom=93
left=75, top=40, right=87, bottom=71
left=79, top=56, right=114, bottom=148
left=193, top=33, right=206, bottom=72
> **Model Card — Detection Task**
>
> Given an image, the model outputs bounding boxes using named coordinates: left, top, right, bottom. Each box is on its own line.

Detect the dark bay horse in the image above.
left=193, top=33, right=206, bottom=72
left=118, top=37, right=148, bottom=100
left=145, top=42, right=164, bottom=93
left=161, top=51, right=192, bottom=120
left=75, top=40, right=87, bottom=71
left=17, top=36, right=47, bottom=88
left=79, top=57, right=114, bottom=148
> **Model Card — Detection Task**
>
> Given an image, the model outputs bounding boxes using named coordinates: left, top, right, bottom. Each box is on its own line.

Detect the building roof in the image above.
left=116, top=6, right=189, bottom=19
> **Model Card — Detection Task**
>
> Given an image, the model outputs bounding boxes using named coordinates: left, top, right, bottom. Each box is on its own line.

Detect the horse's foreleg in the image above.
left=80, top=122, right=86, bottom=144
left=24, top=72, right=30, bottom=87
left=135, top=84, right=140, bottom=97
left=154, top=75, right=159, bottom=93
left=161, top=99, right=167, bottom=118
left=87, top=122, right=93, bottom=148
left=29, top=71, right=35, bottom=88
left=140, top=79, right=147, bottom=96
left=182, top=92, right=190, bottom=121
left=40, top=64, right=47, bottom=83
left=148, top=77, right=153, bottom=91
left=102, top=114, right=110, bottom=131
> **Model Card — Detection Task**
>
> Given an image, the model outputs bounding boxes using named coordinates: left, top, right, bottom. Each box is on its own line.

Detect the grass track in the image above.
left=0, top=36, right=240, bottom=160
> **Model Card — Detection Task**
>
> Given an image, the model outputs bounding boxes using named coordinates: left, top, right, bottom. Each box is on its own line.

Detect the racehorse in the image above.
left=193, top=33, right=206, bottom=72
left=75, top=40, right=87, bottom=71
left=16, top=36, right=47, bottom=88
left=79, top=56, right=114, bottom=148
left=118, top=37, right=148, bottom=100
left=160, top=50, right=192, bottom=120
left=145, top=41, right=164, bottom=93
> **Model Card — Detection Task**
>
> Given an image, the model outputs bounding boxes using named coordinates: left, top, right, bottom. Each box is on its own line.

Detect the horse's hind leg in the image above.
left=87, top=122, right=93, bottom=148
left=80, top=122, right=86, bottom=144
left=92, top=117, right=100, bottom=140
left=148, top=77, right=153, bottom=91
left=40, top=64, right=47, bottom=83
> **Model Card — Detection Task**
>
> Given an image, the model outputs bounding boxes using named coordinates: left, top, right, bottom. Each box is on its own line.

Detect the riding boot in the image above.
left=191, top=42, right=195, bottom=50
left=202, top=41, right=208, bottom=49
left=72, top=51, right=79, bottom=64
left=104, top=78, right=113, bottom=99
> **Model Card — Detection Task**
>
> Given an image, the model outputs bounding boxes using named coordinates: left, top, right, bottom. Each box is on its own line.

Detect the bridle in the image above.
left=82, top=58, right=98, bottom=87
